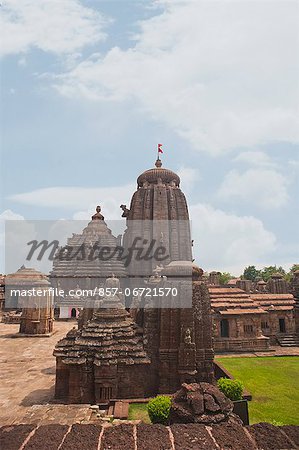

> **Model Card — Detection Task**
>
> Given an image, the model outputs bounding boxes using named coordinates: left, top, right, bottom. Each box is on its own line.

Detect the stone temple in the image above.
left=53, top=157, right=214, bottom=403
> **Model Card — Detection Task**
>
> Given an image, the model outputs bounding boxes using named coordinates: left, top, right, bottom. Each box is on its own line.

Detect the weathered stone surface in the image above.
left=137, top=424, right=172, bottom=450
left=100, top=424, right=134, bottom=450
left=248, top=422, right=296, bottom=450
left=170, top=382, right=236, bottom=425
left=170, top=423, right=217, bottom=450
left=60, top=424, right=102, bottom=450
left=24, top=424, right=68, bottom=450
left=0, top=424, right=36, bottom=450
left=2, top=423, right=299, bottom=450
left=280, top=425, right=299, bottom=447
left=210, top=422, right=256, bottom=450
left=203, top=394, right=220, bottom=412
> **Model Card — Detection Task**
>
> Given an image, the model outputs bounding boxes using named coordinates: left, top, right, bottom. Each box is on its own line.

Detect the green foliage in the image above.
left=260, top=265, right=286, bottom=281
left=242, top=264, right=299, bottom=282
left=242, top=266, right=261, bottom=281
left=219, top=272, right=233, bottom=285
left=217, top=377, right=244, bottom=401
left=147, top=395, right=171, bottom=425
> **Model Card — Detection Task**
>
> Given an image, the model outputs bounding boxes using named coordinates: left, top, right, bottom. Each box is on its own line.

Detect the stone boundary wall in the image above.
left=1, top=422, right=298, bottom=450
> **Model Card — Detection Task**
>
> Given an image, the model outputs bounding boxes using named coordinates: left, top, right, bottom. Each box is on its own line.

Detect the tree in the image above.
left=260, top=265, right=286, bottom=282
left=219, top=272, right=233, bottom=285
left=242, top=265, right=261, bottom=281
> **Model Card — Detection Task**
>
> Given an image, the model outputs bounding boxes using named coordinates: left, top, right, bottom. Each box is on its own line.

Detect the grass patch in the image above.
left=216, top=356, right=299, bottom=425
left=128, top=402, right=150, bottom=423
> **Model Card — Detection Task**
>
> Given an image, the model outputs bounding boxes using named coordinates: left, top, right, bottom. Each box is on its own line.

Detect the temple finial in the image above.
left=91, top=205, right=104, bottom=220
left=155, top=158, right=162, bottom=168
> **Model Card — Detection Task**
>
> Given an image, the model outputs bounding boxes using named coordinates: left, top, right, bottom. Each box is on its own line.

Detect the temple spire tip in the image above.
left=155, top=158, right=162, bottom=168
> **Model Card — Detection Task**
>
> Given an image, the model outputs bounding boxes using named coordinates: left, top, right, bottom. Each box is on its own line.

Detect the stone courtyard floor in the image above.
left=0, top=321, right=93, bottom=425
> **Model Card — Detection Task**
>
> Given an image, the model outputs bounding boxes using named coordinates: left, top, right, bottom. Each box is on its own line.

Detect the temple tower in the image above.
left=122, top=158, right=192, bottom=277
left=50, top=207, right=127, bottom=318
left=267, top=273, right=289, bottom=294
left=121, top=157, right=214, bottom=394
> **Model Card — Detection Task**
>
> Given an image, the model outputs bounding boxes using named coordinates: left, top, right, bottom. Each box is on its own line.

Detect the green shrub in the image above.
left=217, top=377, right=244, bottom=401
left=147, top=395, right=171, bottom=425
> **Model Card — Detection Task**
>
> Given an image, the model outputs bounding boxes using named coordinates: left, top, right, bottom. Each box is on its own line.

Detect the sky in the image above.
left=1, top=0, right=299, bottom=275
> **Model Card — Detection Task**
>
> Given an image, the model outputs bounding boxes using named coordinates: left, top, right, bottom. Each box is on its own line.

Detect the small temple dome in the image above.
left=271, top=272, right=284, bottom=279
left=162, top=260, right=192, bottom=277
left=137, top=159, right=180, bottom=187
left=6, top=266, right=49, bottom=287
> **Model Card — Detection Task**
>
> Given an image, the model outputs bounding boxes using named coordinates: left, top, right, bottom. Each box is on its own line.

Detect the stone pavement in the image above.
left=0, top=321, right=92, bottom=425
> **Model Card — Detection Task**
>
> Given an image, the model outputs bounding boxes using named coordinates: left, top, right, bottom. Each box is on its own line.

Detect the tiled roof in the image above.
left=209, top=286, right=295, bottom=314
left=219, top=308, right=267, bottom=315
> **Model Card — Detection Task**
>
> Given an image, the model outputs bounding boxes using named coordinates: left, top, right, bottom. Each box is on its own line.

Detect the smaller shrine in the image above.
left=5, top=266, right=54, bottom=336
left=54, top=275, right=150, bottom=404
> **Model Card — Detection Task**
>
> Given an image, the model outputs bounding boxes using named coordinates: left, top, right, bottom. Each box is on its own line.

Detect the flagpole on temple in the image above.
left=157, top=143, right=163, bottom=159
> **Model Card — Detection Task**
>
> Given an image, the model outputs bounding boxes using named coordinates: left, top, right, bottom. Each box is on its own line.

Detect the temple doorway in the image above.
left=71, top=308, right=77, bottom=318
left=220, top=319, right=229, bottom=338
left=279, top=318, right=286, bottom=333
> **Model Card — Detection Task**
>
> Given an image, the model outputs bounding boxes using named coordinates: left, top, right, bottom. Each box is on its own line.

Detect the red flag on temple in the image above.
left=158, top=144, right=163, bottom=153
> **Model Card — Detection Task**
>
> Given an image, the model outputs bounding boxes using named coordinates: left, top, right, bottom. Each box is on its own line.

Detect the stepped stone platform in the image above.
left=276, top=333, right=299, bottom=347
left=1, top=422, right=299, bottom=450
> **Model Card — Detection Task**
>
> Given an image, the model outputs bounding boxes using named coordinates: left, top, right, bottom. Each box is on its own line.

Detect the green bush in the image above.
left=217, top=377, right=244, bottom=401
left=147, top=395, right=171, bottom=425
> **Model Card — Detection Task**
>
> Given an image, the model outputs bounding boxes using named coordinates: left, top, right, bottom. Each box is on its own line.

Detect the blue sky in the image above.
left=1, top=0, right=299, bottom=275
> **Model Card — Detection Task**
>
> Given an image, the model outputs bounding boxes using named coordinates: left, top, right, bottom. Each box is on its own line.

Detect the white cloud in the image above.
left=9, top=184, right=135, bottom=219
left=217, top=168, right=289, bottom=209
left=177, top=166, right=199, bottom=194
left=54, top=0, right=299, bottom=154
left=0, top=209, right=24, bottom=221
left=190, top=203, right=276, bottom=275
left=0, top=0, right=109, bottom=57
left=233, top=151, right=276, bottom=168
